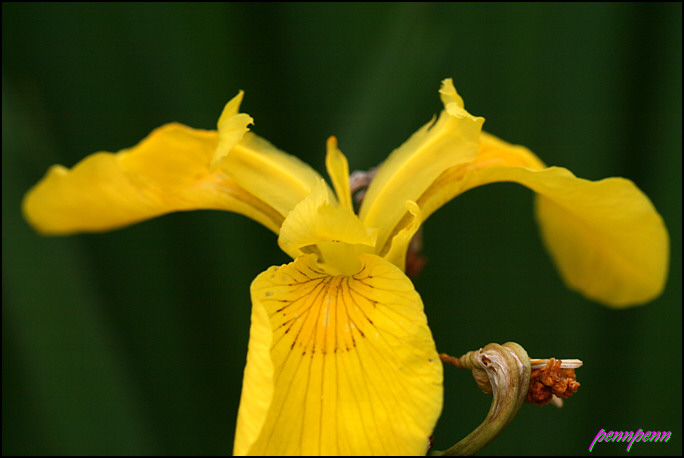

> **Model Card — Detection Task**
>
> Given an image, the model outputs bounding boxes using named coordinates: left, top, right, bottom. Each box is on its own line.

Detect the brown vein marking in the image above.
left=266, top=271, right=376, bottom=357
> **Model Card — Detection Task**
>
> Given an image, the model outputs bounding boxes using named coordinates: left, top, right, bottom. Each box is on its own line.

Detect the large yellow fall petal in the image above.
left=417, top=133, right=669, bottom=307
left=22, top=123, right=283, bottom=235
left=360, top=79, right=484, bottom=257
left=234, top=253, right=443, bottom=455
left=213, top=94, right=323, bottom=219
left=533, top=171, right=669, bottom=306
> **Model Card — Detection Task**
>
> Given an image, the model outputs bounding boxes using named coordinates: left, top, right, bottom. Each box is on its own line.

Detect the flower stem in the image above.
left=434, top=342, right=531, bottom=456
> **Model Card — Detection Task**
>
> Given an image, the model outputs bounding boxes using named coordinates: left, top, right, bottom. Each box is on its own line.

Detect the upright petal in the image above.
left=360, top=79, right=484, bottom=257
left=23, top=123, right=283, bottom=235
left=234, top=253, right=443, bottom=455
left=383, top=200, right=423, bottom=273
left=325, top=136, right=354, bottom=212
left=213, top=94, right=323, bottom=219
left=417, top=133, right=669, bottom=307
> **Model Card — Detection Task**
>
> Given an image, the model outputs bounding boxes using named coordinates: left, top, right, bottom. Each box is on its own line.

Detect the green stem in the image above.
left=435, top=342, right=531, bottom=456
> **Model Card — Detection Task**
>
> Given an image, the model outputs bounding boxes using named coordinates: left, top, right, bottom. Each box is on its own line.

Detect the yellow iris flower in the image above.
left=22, top=79, right=668, bottom=455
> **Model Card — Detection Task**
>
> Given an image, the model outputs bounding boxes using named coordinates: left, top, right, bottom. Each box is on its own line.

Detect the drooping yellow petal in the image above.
left=234, top=253, right=443, bottom=456
left=360, top=79, right=484, bottom=256
left=278, top=180, right=376, bottom=274
left=477, top=131, right=547, bottom=170
left=22, top=123, right=283, bottom=235
left=415, top=131, right=547, bottom=220
left=213, top=94, right=323, bottom=219
left=417, top=133, right=669, bottom=307
left=534, top=171, right=669, bottom=306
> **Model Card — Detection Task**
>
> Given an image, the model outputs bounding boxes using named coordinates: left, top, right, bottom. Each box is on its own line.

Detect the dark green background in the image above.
left=3, top=3, right=681, bottom=455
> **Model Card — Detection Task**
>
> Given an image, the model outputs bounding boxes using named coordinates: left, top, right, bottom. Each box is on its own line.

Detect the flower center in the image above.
left=270, top=264, right=376, bottom=356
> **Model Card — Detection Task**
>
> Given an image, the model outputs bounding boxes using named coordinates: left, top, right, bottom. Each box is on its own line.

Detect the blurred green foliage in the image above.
left=3, top=3, right=681, bottom=455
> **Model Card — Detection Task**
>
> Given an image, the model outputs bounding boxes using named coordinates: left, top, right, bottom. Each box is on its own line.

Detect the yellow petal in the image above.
left=383, top=200, right=423, bottom=272
left=477, top=131, right=547, bottom=170
left=278, top=180, right=376, bottom=274
left=213, top=94, right=323, bottom=219
left=415, top=131, right=547, bottom=220
left=325, top=136, right=353, bottom=212
left=360, top=79, right=484, bottom=256
left=417, top=133, right=669, bottom=307
left=534, top=171, right=669, bottom=306
left=212, top=91, right=254, bottom=167
left=22, top=123, right=283, bottom=235
left=235, top=253, right=443, bottom=455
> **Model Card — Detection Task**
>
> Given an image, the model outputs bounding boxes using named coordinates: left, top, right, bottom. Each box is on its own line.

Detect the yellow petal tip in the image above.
left=212, top=91, right=254, bottom=168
